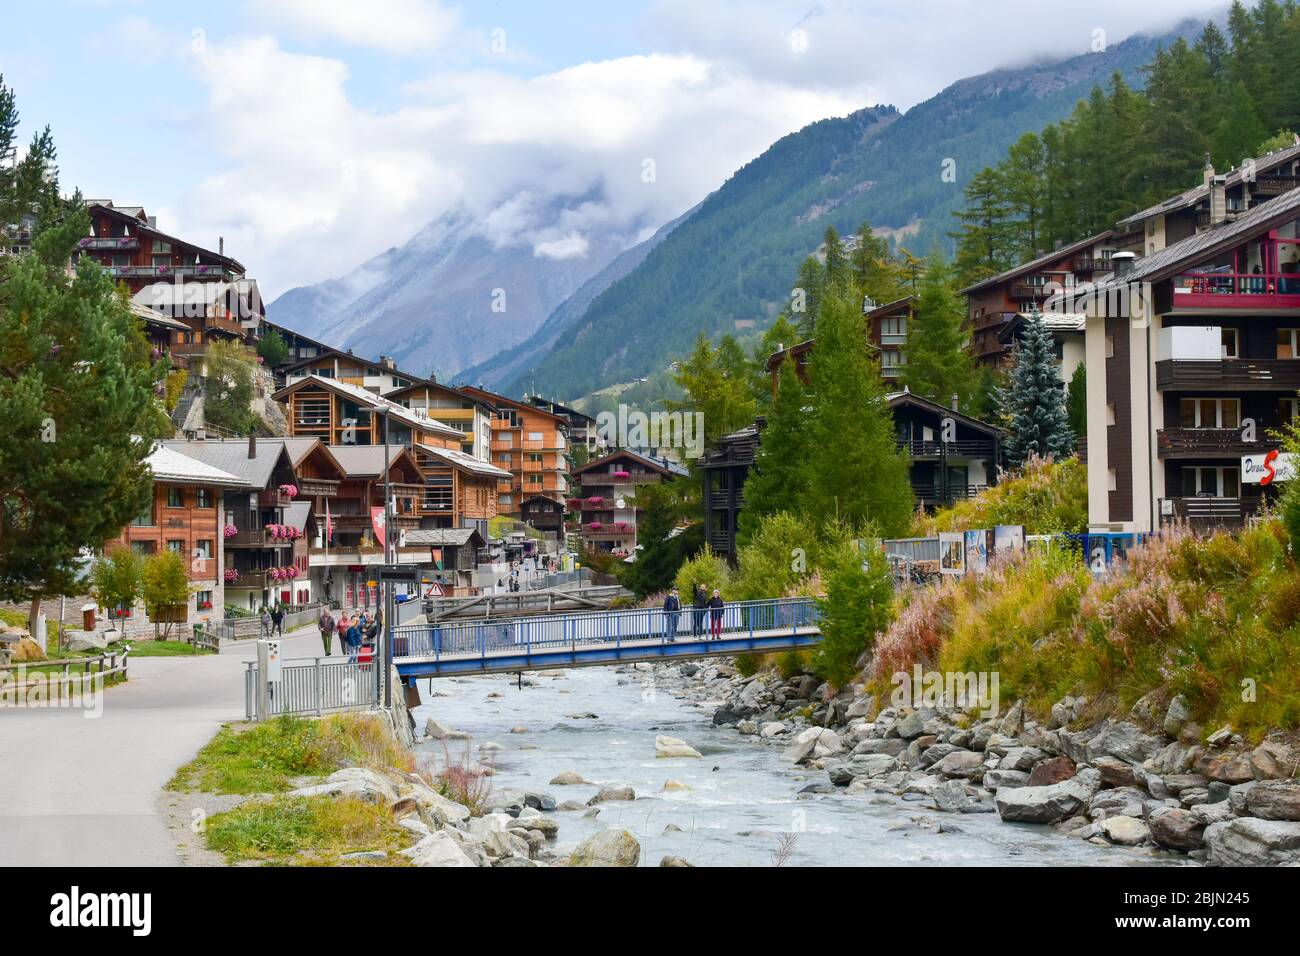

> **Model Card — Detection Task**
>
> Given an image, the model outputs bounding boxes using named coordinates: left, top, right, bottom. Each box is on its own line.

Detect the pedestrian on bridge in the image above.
left=663, top=588, right=682, bottom=643
left=691, top=585, right=707, bottom=638
left=708, top=589, right=725, bottom=640
left=318, top=607, right=335, bottom=656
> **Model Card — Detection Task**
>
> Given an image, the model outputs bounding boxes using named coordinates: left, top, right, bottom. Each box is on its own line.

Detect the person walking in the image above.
left=708, top=588, right=725, bottom=640
left=663, top=588, right=682, bottom=643
left=318, top=607, right=335, bottom=656
left=259, top=607, right=271, bottom=640
left=270, top=603, right=284, bottom=637
left=692, top=584, right=707, bottom=639
left=336, top=612, right=350, bottom=654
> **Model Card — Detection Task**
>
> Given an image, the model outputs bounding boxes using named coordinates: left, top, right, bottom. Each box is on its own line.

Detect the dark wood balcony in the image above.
left=898, top=439, right=997, bottom=460
left=914, top=483, right=988, bottom=506
left=579, top=472, right=661, bottom=486
left=296, top=477, right=340, bottom=498
left=1159, top=496, right=1267, bottom=529
left=1156, top=428, right=1272, bottom=459
left=1155, top=359, right=1300, bottom=392
left=1251, top=173, right=1300, bottom=197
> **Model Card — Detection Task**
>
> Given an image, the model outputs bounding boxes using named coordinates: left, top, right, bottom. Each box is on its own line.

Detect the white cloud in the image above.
left=250, top=0, right=458, bottom=54
left=172, top=35, right=859, bottom=298
left=534, top=232, right=591, bottom=261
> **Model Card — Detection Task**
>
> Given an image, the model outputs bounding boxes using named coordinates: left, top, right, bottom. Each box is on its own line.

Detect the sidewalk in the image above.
left=0, top=625, right=327, bottom=866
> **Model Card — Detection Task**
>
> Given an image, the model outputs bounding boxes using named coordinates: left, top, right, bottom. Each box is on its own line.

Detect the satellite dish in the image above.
left=615, top=498, right=626, bottom=509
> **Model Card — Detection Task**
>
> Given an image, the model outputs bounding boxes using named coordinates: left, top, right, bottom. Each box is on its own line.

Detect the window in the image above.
left=131, top=506, right=155, bottom=527
left=527, top=474, right=543, bottom=485
left=153, top=240, right=172, bottom=255
left=166, top=540, right=184, bottom=554
left=196, top=488, right=212, bottom=509
left=500, top=495, right=513, bottom=506
left=1179, top=398, right=1240, bottom=429
left=880, top=316, right=907, bottom=337
left=1105, top=334, right=1115, bottom=358
left=1107, top=468, right=1118, bottom=492
left=131, top=541, right=156, bottom=556
left=1181, top=466, right=1240, bottom=498
left=1278, top=328, right=1300, bottom=359
left=527, top=432, right=544, bottom=441
left=167, top=488, right=184, bottom=508
left=528, top=453, right=543, bottom=463
left=196, top=540, right=213, bottom=560
left=1281, top=398, right=1300, bottom=423
left=1106, top=404, right=1116, bottom=426
left=195, top=590, right=213, bottom=610
left=1221, top=328, right=1239, bottom=359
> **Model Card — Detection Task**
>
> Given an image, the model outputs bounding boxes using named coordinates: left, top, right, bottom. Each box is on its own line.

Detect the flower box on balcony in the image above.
left=588, top=522, right=603, bottom=531
left=222, top=525, right=238, bottom=539
left=586, top=496, right=604, bottom=506
left=612, top=471, right=630, bottom=480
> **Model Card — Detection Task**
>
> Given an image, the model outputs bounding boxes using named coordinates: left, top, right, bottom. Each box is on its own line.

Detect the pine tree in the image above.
left=822, top=226, right=850, bottom=298
left=899, top=252, right=977, bottom=411
left=998, top=313, right=1075, bottom=466
left=805, top=294, right=913, bottom=536
left=792, top=256, right=825, bottom=339
left=738, top=357, right=813, bottom=545
left=669, top=333, right=758, bottom=452
left=951, top=167, right=1012, bottom=287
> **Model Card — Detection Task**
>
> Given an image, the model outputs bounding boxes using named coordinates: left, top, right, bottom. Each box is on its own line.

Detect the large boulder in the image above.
left=289, top=768, right=397, bottom=805
left=549, top=771, right=592, bottom=786
left=1245, top=781, right=1300, bottom=822
left=1101, top=815, right=1150, bottom=846
left=1163, top=694, right=1191, bottom=737
left=570, top=828, right=641, bottom=867
left=984, top=769, right=1031, bottom=790
left=1149, top=807, right=1206, bottom=851
left=400, top=831, right=478, bottom=867
left=1085, top=721, right=1163, bottom=765
left=1092, top=756, right=1138, bottom=789
left=781, top=727, right=839, bottom=764
left=654, top=735, right=702, bottom=759
left=932, top=779, right=972, bottom=813
left=999, top=747, right=1046, bottom=772
left=1026, top=755, right=1076, bottom=787
left=1198, top=751, right=1255, bottom=784
left=587, top=786, right=636, bottom=806
left=66, top=630, right=109, bottom=653
left=401, top=779, right=471, bottom=825
left=995, top=768, right=1102, bottom=824
left=932, top=750, right=985, bottom=780
left=1204, top=818, right=1300, bottom=866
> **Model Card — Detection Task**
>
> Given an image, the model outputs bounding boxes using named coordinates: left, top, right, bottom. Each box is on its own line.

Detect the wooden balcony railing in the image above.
left=914, top=483, right=988, bottom=504
left=1156, top=359, right=1300, bottom=392
left=1156, top=428, right=1272, bottom=458
left=1160, top=496, right=1267, bottom=528
left=898, top=439, right=996, bottom=459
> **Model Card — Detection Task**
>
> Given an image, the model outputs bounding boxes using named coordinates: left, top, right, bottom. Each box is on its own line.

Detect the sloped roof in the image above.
left=159, top=438, right=292, bottom=490
left=415, top=443, right=512, bottom=478
left=327, top=444, right=420, bottom=479
left=886, top=390, right=1004, bottom=437
left=404, top=528, right=485, bottom=548
left=87, top=202, right=245, bottom=273
left=1093, top=186, right=1300, bottom=289
left=283, top=501, right=311, bottom=531
left=273, top=374, right=462, bottom=440
left=958, top=230, right=1113, bottom=295
left=573, top=448, right=689, bottom=478
left=145, top=445, right=251, bottom=487
left=1117, top=142, right=1300, bottom=227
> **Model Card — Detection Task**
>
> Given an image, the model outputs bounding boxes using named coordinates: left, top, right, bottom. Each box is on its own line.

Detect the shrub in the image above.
left=813, top=530, right=895, bottom=687
left=673, top=544, right=730, bottom=599
left=915, top=455, right=1087, bottom=536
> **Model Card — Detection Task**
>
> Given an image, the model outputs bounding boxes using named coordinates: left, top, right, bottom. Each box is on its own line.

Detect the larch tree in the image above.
left=899, top=253, right=978, bottom=412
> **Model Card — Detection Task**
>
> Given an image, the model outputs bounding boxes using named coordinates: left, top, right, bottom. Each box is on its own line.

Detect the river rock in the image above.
left=999, top=747, right=1046, bottom=772
left=401, top=779, right=471, bottom=825
left=1163, top=694, right=1191, bottom=737
left=661, top=779, right=691, bottom=793
left=984, top=769, right=1031, bottom=790
left=1198, top=751, right=1255, bottom=784
left=1249, top=741, right=1295, bottom=780
left=781, top=727, right=839, bottom=765
left=1101, top=815, right=1150, bottom=846
left=655, top=735, right=702, bottom=759
left=588, top=786, right=636, bottom=805
left=1204, top=817, right=1300, bottom=866
left=570, top=828, right=641, bottom=867
left=509, top=725, right=528, bottom=734
left=1026, top=755, right=1075, bottom=786
left=549, top=771, right=591, bottom=786
left=1245, top=781, right=1300, bottom=821
left=659, top=855, right=694, bottom=867
left=1149, top=807, right=1206, bottom=851
left=1228, top=781, right=1257, bottom=814
left=1086, top=720, right=1163, bottom=764
left=424, top=718, right=464, bottom=740
left=1205, top=725, right=1234, bottom=746
left=932, top=750, right=985, bottom=780
left=1092, top=756, right=1137, bottom=789
left=919, top=743, right=960, bottom=768
left=856, top=738, right=908, bottom=758
left=893, top=710, right=929, bottom=740
left=932, top=779, right=971, bottom=812
left=997, top=700, right=1025, bottom=737
left=737, top=720, right=759, bottom=736
left=66, top=631, right=109, bottom=653
left=995, top=768, right=1101, bottom=824
left=1089, top=787, right=1147, bottom=818
left=289, top=768, right=397, bottom=805
left=760, top=722, right=786, bottom=739
left=401, top=830, right=477, bottom=867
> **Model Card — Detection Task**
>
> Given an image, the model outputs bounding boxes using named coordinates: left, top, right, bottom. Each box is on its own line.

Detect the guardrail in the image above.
left=393, top=597, right=820, bottom=661
left=244, top=657, right=379, bottom=719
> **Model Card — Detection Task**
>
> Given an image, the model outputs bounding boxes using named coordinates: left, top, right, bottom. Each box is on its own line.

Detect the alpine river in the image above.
left=411, top=664, right=1186, bottom=868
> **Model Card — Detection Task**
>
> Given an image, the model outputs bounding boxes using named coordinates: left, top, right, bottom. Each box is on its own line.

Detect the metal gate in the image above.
left=244, top=657, right=380, bottom=720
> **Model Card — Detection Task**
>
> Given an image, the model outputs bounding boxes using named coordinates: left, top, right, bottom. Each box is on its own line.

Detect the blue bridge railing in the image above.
left=391, top=597, right=821, bottom=662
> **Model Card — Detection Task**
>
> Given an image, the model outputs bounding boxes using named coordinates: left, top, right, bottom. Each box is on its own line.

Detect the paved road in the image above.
left=0, top=626, right=329, bottom=866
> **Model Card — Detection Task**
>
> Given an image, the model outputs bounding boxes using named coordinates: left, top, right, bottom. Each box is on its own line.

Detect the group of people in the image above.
left=259, top=604, right=286, bottom=639
left=661, top=585, right=725, bottom=643
left=315, top=607, right=380, bottom=662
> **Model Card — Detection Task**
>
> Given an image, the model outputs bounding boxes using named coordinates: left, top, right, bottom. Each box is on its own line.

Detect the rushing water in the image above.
left=411, top=665, right=1186, bottom=868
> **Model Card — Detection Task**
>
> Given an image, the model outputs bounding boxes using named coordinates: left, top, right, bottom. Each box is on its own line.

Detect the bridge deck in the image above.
left=392, top=597, right=822, bottom=678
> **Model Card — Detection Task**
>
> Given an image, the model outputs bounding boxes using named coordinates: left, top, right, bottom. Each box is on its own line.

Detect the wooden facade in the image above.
left=460, top=385, right=571, bottom=517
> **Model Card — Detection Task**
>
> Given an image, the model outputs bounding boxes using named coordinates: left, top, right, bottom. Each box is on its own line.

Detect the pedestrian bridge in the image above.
left=392, top=598, right=822, bottom=678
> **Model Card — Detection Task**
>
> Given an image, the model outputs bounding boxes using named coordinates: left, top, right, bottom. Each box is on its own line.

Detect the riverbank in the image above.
left=667, top=657, right=1300, bottom=866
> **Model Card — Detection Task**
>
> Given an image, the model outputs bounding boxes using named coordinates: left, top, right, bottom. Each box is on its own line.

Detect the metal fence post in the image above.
left=314, top=658, right=322, bottom=717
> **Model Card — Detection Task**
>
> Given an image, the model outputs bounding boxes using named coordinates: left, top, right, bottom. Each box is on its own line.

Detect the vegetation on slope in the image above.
left=913, top=456, right=1088, bottom=536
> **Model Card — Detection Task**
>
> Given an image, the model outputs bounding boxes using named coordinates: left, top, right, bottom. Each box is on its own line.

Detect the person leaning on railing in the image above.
left=708, top=589, right=725, bottom=640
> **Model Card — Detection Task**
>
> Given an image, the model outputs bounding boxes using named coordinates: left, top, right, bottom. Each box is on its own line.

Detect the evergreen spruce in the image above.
left=738, top=357, right=812, bottom=546
left=899, top=253, right=978, bottom=411
left=999, top=313, right=1075, bottom=465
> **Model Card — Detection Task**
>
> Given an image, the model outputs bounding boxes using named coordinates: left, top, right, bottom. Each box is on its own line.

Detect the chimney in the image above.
left=248, top=434, right=257, bottom=459
left=379, top=355, right=395, bottom=370
left=1203, top=154, right=1216, bottom=186
left=219, top=236, right=224, bottom=255
left=1208, top=173, right=1228, bottom=226
left=950, top=394, right=960, bottom=412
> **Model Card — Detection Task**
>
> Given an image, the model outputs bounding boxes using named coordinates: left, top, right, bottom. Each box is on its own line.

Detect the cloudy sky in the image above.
left=0, top=0, right=1223, bottom=298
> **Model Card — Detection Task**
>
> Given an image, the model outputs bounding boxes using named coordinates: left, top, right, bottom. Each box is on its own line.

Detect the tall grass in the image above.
left=420, top=742, right=495, bottom=816
left=867, top=522, right=1300, bottom=740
